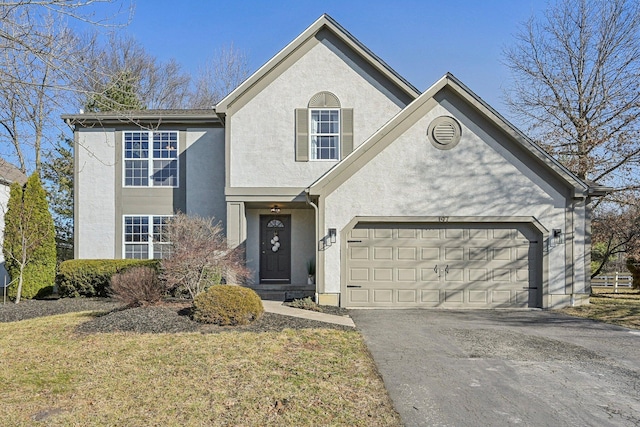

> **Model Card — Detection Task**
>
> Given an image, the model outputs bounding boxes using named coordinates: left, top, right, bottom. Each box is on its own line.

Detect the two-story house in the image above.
left=62, top=14, right=607, bottom=308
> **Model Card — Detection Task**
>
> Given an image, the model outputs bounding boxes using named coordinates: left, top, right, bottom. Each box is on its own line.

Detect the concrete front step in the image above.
left=245, top=284, right=315, bottom=301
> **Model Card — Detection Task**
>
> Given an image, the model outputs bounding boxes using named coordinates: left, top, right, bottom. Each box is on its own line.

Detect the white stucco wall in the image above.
left=76, top=128, right=116, bottom=258
left=0, top=183, right=10, bottom=288
left=245, top=208, right=315, bottom=285
left=322, top=104, right=572, bottom=296
left=186, top=128, right=226, bottom=225
left=229, top=38, right=408, bottom=188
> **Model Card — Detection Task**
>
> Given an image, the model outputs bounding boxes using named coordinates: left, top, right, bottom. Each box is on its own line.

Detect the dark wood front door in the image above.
left=259, top=215, right=291, bottom=283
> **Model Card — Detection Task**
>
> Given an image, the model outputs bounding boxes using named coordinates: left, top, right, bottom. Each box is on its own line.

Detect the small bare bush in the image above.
left=162, top=213, right=251, bottom=300
left=110, top=267, right=164, bottom=307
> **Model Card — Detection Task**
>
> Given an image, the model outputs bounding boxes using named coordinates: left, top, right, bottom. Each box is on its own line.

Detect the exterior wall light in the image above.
left=270, top=205, right=281, bottom=213
left=329, top=228, right=337, bottom=244
left=552, top=229, right=563, bottom=245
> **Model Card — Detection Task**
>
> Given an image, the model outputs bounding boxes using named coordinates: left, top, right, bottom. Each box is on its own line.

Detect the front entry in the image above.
left=259, top=215, right=291, bottom=283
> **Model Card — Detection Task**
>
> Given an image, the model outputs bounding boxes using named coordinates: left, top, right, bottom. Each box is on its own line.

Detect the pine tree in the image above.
left=3, top=173, right=57, bottom=302
left=85, top=71, right=145, bottom=112
left=42, top=138, right=74, bottom=261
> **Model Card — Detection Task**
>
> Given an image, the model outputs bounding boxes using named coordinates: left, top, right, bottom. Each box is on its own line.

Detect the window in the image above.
left=124, top=215, right=172, bottom=259
left=124, top=131, right=178, bottom=187
left=310, top=109, right=340, bottom=160
left=295, top=91, right=353, bottom=162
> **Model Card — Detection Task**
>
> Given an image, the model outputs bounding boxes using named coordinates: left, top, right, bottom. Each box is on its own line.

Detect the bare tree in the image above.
left=77, top=33, right=192, bottom=110
left=0, top=12, right=78, bottom=172
left=591, top=197, right=640, bottom=277
left=503, top=0, right=640, bottom=194
left=190, top=42, right=250, bottom=108
left=0, top=0, right=132, bottom=171
left=162, top=213, right=251, bottom=300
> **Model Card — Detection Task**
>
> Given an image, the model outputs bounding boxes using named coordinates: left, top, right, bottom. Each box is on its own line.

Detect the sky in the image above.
left=116, top=0, right=547, bottom=119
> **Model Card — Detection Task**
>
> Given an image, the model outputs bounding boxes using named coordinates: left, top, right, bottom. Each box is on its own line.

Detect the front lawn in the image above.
left=0, top=312, right=400, bottom=426
left=561, top=287, right=640, bottom=330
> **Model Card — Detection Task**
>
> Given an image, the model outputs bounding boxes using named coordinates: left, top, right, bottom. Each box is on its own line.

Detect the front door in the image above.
left=259, top=215, right=291, bottom=283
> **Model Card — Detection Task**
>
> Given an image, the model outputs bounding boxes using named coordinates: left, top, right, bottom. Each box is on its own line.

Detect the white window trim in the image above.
left=123, top=214, right=173, bottom=259
left=123, top=131, right=179, bottom=188
left=309, top=108, right=340, bottom=161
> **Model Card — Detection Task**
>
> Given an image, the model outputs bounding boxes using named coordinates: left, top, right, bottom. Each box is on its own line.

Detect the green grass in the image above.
left=561, top=287, right=640, bottom=330
left=0, top=312, right=401, bottom=426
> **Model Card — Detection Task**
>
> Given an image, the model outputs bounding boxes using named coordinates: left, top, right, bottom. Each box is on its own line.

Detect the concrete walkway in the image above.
left=261, top=300, right=355, bottom=327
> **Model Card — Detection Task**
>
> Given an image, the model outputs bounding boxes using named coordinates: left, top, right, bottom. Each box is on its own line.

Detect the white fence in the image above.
left=592, top=274, right=632, bottom=288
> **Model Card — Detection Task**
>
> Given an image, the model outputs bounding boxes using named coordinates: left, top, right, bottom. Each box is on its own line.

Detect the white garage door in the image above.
left=344, top=223, right=541, bottom=308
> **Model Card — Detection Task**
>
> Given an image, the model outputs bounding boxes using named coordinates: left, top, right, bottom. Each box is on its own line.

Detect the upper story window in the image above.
left=310, top=109, right=340, bottom=160
left=124, top=131, right=178, bottom=187
left=295, top=91, right=353, bottom=162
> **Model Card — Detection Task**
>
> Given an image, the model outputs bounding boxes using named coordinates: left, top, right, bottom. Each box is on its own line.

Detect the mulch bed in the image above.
left=0, top=298, right=354, bottom=334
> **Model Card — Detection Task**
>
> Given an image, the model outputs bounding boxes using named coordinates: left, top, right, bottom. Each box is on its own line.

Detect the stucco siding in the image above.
left=76, top=128, right=116, bottom=258
left=186, top=128, right=226, bottom=225
left=322, top=104, right=569, bottom=296
left=245, top=208, right=315, bottom=285
left=229, top=36, right=407, bottom=188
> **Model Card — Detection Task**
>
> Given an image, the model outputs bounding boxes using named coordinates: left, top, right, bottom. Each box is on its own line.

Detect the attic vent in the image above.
left=427, top=116, right=462, bottom=150
left=308, top=91, right=341, bottom=108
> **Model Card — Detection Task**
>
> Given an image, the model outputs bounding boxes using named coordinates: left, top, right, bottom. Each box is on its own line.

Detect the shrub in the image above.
left=192, top=285, right=263, bottom=326
left=3, top=173, right=57, bottom=302
left=162, top=213, right=251, bottom=300
left=57, top=259, right=161, bottom=298
left=287, top=296, right=321, bottom=312
left=110, top=267, right=164, bottom=307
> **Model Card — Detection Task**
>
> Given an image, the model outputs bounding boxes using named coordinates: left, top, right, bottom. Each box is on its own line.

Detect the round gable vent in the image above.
left=428, top=116, right=462, bottom=150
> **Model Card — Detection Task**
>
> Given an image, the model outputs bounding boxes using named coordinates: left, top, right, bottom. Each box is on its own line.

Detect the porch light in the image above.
left=270, top=205, right=281, bottom=213
left=329, top=228, right=337, bottom=244
left=552, top=229, right=563, bottom=245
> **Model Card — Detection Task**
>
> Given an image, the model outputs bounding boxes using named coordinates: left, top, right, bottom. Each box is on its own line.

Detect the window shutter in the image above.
left=341, top=108, right=354, bottom=158
left=295, top=108, right=309, bottom=162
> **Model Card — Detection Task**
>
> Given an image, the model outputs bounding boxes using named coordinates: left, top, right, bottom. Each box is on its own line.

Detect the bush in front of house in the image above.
left=110, top=266, right=165, bottom=307
left=3, top=173, right=57, bottom=302
left=57, top=259, right=161, bottom=297
left=192, top=285, right=264, bottom=326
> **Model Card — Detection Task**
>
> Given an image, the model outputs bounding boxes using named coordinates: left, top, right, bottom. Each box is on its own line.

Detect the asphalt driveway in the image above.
left=350, top=310, right=640, bottom=427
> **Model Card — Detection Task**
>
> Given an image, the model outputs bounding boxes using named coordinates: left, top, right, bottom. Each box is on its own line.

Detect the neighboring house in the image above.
left=0, top=159, right=27, bottom=289
left=62, top=14, right=609, bottom=308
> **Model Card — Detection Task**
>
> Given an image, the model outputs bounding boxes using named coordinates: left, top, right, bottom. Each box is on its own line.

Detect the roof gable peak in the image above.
left=215, top=14, right=420, bottom=115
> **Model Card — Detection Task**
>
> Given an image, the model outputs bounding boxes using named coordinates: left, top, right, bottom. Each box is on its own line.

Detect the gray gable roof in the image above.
left=0, top=158, right=26, bottom=186
left=215, top=14, right=421, bottom=115
left=310, top=73, right=607, bottom=199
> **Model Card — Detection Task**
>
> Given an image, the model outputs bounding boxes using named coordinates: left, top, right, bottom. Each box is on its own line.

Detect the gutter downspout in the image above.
left=305, top=188, right=319, bottom=303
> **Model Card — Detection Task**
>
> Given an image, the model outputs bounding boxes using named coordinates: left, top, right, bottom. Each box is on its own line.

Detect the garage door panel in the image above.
left=398, top=289, right=417, bottom=303
left=373, top=289, right=393, bottom=302
left=345, top=223, right=540, bottom=308
left=373, top=247, right=393, bottom=260
left=445, top=247, right=464, bottom=260
left=373, top=268, right=393, bottom=281
left=398, top=247, right=417, bottom=260
left=421, top=247, right=440, bottom=260
left=469, top=290, right=488, bottom=303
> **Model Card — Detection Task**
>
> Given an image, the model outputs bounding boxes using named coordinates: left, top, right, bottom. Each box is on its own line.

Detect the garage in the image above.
left=344, top=222, right=542, bottom=308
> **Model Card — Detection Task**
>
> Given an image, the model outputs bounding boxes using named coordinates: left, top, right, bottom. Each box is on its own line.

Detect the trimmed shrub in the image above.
left=287, top=297, right=321, bottom=312
left=57, top=259, right=161, bottom=298
left=192, top=285, right=264, bottom=326
left=3, top=173, right=57, bottom=301
left=110, top=267, right=164, bottom=307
